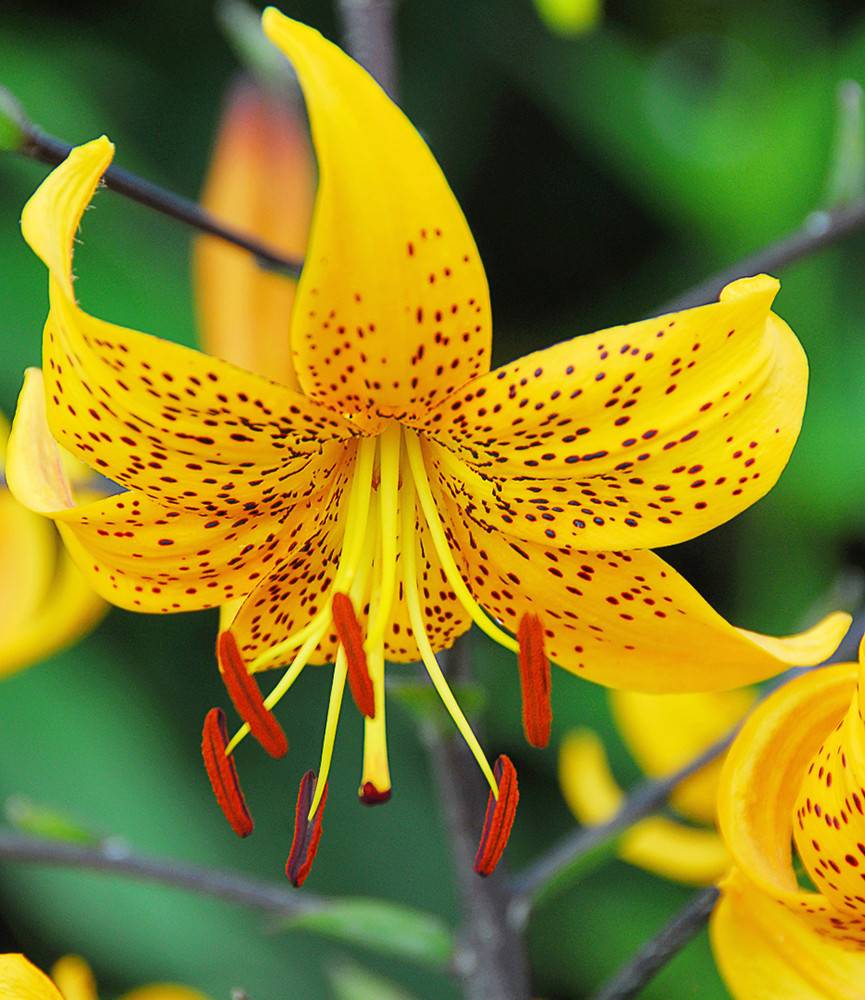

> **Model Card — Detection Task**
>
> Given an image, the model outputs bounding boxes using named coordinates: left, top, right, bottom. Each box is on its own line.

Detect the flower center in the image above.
left=218, top=424, right=546, bottom=820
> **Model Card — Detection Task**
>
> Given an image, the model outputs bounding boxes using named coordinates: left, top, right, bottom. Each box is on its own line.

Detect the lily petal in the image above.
left=610, top=688, right=755, bottom=825
left=711, top=868, right=865, bottom=999
left=717, top=662, right=860, bottom=941
left=195, top=79, right=314, bottom=390
left=439, top=491, right=850, bottom=691
left=20, top=136, right=355, bottom=516
left=7, top=369, right=335, bottom=613
left=560, top=730, right=729, bottom=884
left=121, top=985, right=211, bottom=1000
left=421, top=276, right=807, bottom=550
left=50, top=956, right=98, bottom=1000
left=262, top=10, right=492, bottom=426
left=0, top=954, right=64, bottom=1000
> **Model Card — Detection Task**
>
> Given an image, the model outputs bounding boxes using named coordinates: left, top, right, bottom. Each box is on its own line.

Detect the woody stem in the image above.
left=17, top=125, right=302, bottom=278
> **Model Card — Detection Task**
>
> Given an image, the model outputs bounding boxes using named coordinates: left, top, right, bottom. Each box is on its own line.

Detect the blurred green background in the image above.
left=1, top=0, right=864, bottom=997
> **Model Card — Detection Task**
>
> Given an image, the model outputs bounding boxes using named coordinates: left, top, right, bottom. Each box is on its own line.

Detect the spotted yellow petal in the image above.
left=717, top=662, right=862, bottom=943
left=421, top=276, right=807, bottom=551
left=611, top=688, right=755, bottom=824
left=711, top=868, right=865, bottom=999
left=0, top=954, right=64, bottom=1000
left=439, top=488, right=849, bottom=691
left=7, top=369, right=335, bottom=613
left=20, top=136, right=355, bottom=517
left=559, top=730, right=728, bottom=884
left=50, top=956, right=97, bottom=1000
left=261, top=10, right=491, bottom=427
left=195, top=79, right=314, bottom=390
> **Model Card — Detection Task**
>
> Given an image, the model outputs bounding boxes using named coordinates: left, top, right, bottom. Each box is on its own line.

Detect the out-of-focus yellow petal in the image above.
left=439, top=490, right=849, bottom=690
left=121, top=986, right=210, bottom=1000
left=534, top=0, right=602, bottom=36
left=559, top=730, right=728, bottom=884
left=0, top=543, right=105, bottom=677
left=611, top=688, right=755, bottom=824
left=718, top=662, right=862, bottom=942
left=195, top=79, right=314, bottom=390
left=422, top=277, right=809, bottom=552
left=50, top=955, right=98, bottom=1000
left=7, top=368, right=336, bottom=614
left=19, top=137, right=355, bottom=517
left=0, top=488, right=57, bottom=638
left=0, top=954, right=64, bottom=1000
left=261, top=10, right=492, bottom=427
left=711, top=868, right=865, bottom=999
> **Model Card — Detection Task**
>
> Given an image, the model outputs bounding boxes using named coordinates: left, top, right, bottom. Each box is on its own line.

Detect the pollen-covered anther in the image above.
left=217, top=630, right=288, bottom=759
left=286, top=769, right=328, bottom=887
left=331, top=592, right=375, bottom=718
left=201, top=707, right=254, bottom=838
left=359, top=781, right=392, bottom=805
left=473, top=755, right=519, bottom=877
left=517, top=613, right=552, bottom=748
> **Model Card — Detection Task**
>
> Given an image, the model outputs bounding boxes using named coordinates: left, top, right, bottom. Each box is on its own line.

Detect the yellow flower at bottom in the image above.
left=712, top=639, right=865, bottom=997
left=559, top=687, right=754, bottom=884
left=0, top=953, right=208, bottom=1000
left=7, top=9, right=850, bottom=880
left=0, top=416, right=104, bottom=679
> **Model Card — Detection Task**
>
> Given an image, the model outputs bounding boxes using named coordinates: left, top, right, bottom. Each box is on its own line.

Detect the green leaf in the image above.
left=4, top=795, right=105, bottom=845
left=824, top=80, right=865, bottom=207
left=282, top=898, right=454, bottom=968
left=328, top=961, right=418, bottom=1000
left=0, top=86, right=26, bottom=152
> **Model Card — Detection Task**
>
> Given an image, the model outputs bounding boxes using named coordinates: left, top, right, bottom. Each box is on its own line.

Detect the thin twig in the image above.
left=589, top=887, right=720, bottom=1000
left=336, top=0, right=399, bottom=99
left=426, top=639, right=531, bottom=1000
left=0, top=828, right=324, bottom=916
left=18, top=126, right=302, bottom=278
left=656, top=200, right=865, bottom=313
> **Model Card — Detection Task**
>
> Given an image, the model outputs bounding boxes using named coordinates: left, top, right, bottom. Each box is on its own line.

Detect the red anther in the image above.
left=473, top=755, right=519, bottom=877
left=217, top=631, right=288, bottom=759
left=359, top=781, right=392, bottom=805
left=331, top=592, right=376, bottom=718
left=517, top=612, right=552, bottom=748
left=286, top=770, right=328, bottom=888
left=201, top=707, right=254, bottom=838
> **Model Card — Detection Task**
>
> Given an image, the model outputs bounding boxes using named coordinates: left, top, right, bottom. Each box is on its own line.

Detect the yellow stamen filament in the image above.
left=361, top=527, right=391, bottom=796
left=308, top=646, right=348, bottom=819
left=404, top=430, right=518, bottom=655
left=400, top=464, right=499, bottom=798
left=250, top=435, right=378, bottom=672
left=366, top=421, right=401, bottom=646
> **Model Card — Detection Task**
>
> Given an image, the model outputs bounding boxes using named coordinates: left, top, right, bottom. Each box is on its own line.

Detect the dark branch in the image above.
left=18, top=126, right=302, bottom=279
left=656, top=200, right=865, bottom=313
left=0, top=828, right=323, bottom=916
left=589, top=887, right=720, bottom=1000
left=336, top=0, right=400, bottom=99
left=426, top=638, right=531, bottom=1000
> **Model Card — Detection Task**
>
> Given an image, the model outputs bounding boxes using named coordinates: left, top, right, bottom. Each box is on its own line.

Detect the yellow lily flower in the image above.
left=0, top=415, right=104, bottom=679
left=6, top=10, right=850, bottom=879
left=559, top=687, right=754, bottom=884
left=711, top=640, right=865, bottom=997
left=0, top=952, right=208, bottom=1000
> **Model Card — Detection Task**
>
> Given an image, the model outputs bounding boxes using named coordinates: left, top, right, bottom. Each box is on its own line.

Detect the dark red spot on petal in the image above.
left=217, top=631, right=287, bottom=759
left=201, top=707, right=253, bottom=838
left=474, top=755, right=519, bottom=877
left=286, top=770, right=327, bottom=887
